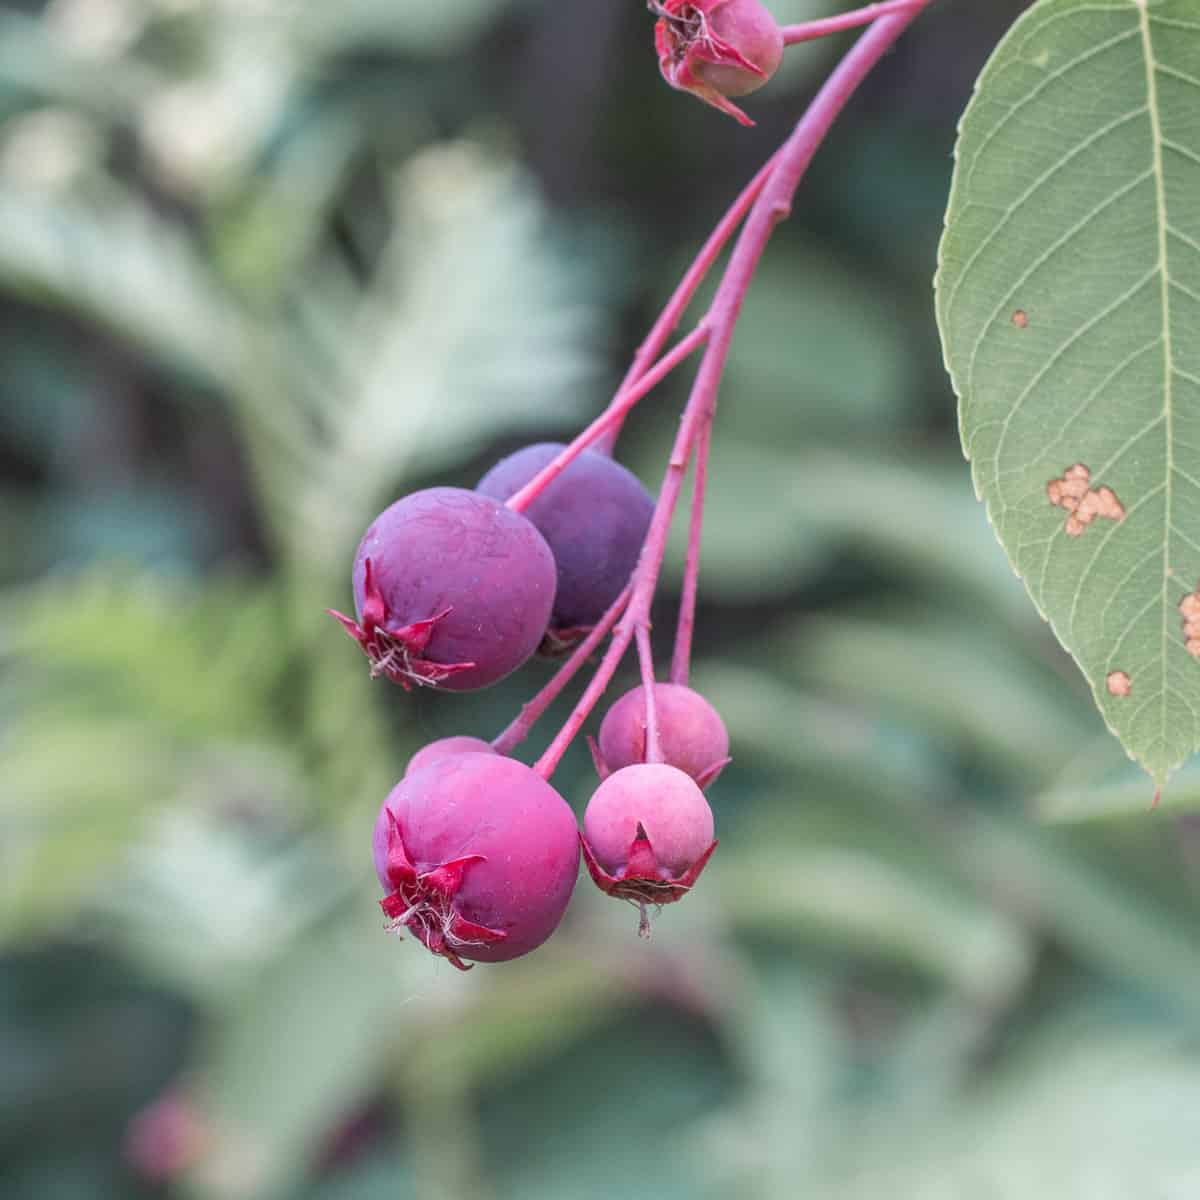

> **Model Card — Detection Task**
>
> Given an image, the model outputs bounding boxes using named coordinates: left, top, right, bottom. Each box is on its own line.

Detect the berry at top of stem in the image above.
left=652, top=0, right=784, bottom=126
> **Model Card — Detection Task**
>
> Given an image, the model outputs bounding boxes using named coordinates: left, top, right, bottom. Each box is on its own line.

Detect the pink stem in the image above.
left=506, top=322, right=710, bottom=514
left=594, top=151, right=781, bottom=454
left=670, top=413, right=712, bottom=687
left=636, top=625, right=664, bottom=763
left=535, top=386, right=708, bottom=780
left=491, top=584, right=631, bottom=755
left=780, top=0, right=921, bottom=44
left=535, top=6, right=928, bottom=779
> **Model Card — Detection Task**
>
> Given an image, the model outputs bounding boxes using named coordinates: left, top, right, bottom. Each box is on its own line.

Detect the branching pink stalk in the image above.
left=594, top=150, right=781, bottom=454
left=636, top=624, right=664, bottom=763
left=670, top=413, right=712, bottom=687
left=491, top=584, right=631, bottom=755
left=506, top=322, right=710, bottom=514
left=780, top=0, right=922, bottom=45
left=536, top=6, right=929, bottom=780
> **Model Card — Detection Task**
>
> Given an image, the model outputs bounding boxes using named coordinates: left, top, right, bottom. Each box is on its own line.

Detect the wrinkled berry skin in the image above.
left=581, top=764, right=718, bottom=919
left=405, top=736, right=495, bottom=776
left=595, top=683, right=730, bottom=788
left=373, top=753, right=580, bottom=968
left=330, top=488, right=556, bottom=691
left=653, top=0, right=784, bottom=126
left=476, top=443, right=653, bottom=643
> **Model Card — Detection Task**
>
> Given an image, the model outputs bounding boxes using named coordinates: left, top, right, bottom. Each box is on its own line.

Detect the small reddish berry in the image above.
left=373, top=753, right=580, bottom=969
left=652, top=0, right=784, bottom=127
left=593, top=683, right=730, bottom=788
left=405, top=736, right=495, bottom=776
left=581, top=763, right=717, bottom=935
left=329, top=487, right=556, bottom=691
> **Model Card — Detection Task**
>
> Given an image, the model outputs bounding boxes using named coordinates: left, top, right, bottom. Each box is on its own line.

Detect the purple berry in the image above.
left=476, top=443, right=653, bottom=645
left=595, top=683, right=730, bottom=788
left=405, top=736, right=495, bottom=776
left=580, top=763, right=717, bottom=925
left=329, top=487, right=556, bottom=691
left=373, top=753, right=581, bottom=968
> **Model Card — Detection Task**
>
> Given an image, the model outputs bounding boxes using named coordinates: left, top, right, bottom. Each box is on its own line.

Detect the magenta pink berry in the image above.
left=653, top=0, right=784, bottom=127
left=593, top=683, right=730, bottom=788
left=404, top=736, right=495, bottom=776
left=329, top=487, right=556, bottom=691
left=580, top=763, right=717, bottom=929
left=373, top=753, right=580, bottom=969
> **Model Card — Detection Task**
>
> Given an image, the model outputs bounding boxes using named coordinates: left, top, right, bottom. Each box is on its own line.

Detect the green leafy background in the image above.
left=5, top=2, right=1200, bottom=1198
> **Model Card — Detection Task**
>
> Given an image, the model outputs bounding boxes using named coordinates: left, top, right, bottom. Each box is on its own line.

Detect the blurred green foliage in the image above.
left=4, top=1, right=1199, bottom=1198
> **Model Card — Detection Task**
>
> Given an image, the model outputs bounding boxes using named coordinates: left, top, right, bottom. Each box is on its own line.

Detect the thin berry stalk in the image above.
left=594, top=150, right=781, bottom=454
left=490, top=584, right=631, bottom=755
left=511, top=152, right=780, bottom=514
left=670, top=413, right=712, bottom=687
left=636, top=624, right=664, bottom=763
left=780, top=0, right=922, bottom=45
left=533, top=399, right=705, bottom=779
left=506, top=322, right=710, bottom=514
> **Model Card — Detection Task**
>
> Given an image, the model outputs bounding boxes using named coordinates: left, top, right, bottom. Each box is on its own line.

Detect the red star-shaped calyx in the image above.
left=328, top=558, right=476, bottom=690
left=377, top=811, right=506, bottom=971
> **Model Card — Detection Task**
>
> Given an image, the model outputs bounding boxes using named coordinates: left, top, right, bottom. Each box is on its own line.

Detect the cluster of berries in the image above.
left=331, top=443, right=730, bottom=970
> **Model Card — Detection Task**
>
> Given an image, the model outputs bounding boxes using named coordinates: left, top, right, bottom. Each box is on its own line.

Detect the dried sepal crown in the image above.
left=652, top=0, right=784, bottom=126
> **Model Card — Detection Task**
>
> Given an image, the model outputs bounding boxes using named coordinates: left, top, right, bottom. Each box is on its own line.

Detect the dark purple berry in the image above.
left=476, top=443, right=653, bottom=645
left=594, top=683, right=730, bottom=788
left=329, top=487, right=556, bottom=691
left=372, top=753, right=581, bottom=968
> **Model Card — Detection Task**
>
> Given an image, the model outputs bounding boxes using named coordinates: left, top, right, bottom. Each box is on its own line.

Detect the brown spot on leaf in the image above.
left=1046, top=463, right=1125, bottom=536
left=1106, top=670, right=1131, bottom=697
left=1012, top=309, right=1028, bottom=328
left=1180, top=587, right=1200, bottom=658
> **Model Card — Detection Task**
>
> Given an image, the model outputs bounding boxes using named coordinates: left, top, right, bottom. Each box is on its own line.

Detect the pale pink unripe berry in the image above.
left=580, top=764, right=718, bottom=931
left=373, top=753, right=580, bottom=968
left=594, top=683, right=730, bottom=788
left=653, top=0, right=784, bottom=126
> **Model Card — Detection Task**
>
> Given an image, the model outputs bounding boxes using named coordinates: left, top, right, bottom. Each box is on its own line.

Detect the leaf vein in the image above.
left=1068, top=481, right=1164, bottom=641
left=956, top=24, right=1140, bottom=219
left=945, top=105, right=1147, bottom=325
left=963, top=169, right=1154, bottom=433
left=995, top=338, right=1161, bottom=482
left=990, top=265, right=1159, bottom=484
left=1100, top=546, right=1160, bottom=626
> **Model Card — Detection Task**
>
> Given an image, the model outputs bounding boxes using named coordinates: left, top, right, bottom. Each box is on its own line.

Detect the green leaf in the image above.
left=937, top=0, right=1200, bottom=785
